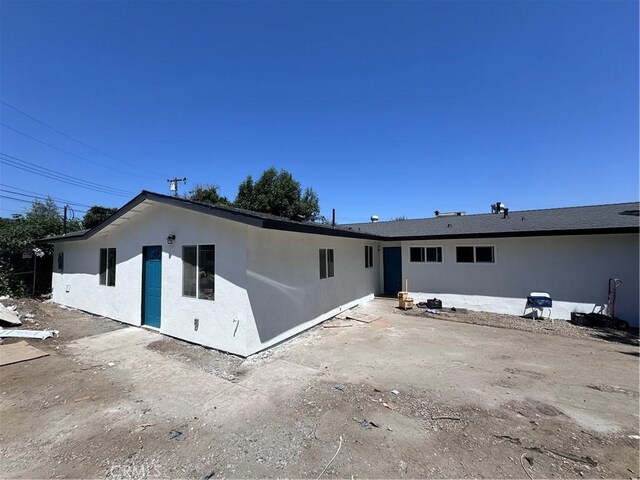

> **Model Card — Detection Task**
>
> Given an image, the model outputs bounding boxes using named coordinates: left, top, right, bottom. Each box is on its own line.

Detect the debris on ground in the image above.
left=334, top=384, right=344, bottom=391
left=0, top=329, right=58, bottom=340
left=353, top=417, right=379, bottom=429
left=526, top=446, right=598, bottom=467
left=133, top=424, right=154, bottom=433
left=431, top=415, right=461, bottom=421
left=323, top=319, right=353, bottom=328
left=390, top=389, right=399, bottom=395
left=316, top=436, right=343, bottom=480
left=345, top=311, right=380, bottom=323
left=201, top=468, right=215, bottom=480
left=398, top=303, right=639, bottom=344
left=169, top=430, right=185, bottom=441
left=0, top=340, right=49, bottom=366
left=0, top=304, right=22, bottom=326
left=494, top=434, right=521, bottom=444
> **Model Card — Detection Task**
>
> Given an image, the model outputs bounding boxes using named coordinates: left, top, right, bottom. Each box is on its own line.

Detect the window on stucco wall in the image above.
left=365, top=245, right=374, bottom=268
left=99, top=248, right=116, bottom=286
left=183, top=245, right=215, bottom=300
left=319, top=249, right=335, bottom=279
left=456, top=246, right=494, bottom=263
left=410, top=246, right=443, bottom=263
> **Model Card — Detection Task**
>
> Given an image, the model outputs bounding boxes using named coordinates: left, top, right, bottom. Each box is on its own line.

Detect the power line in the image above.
left=1, top=123, right=159, bottom=181
left=0, top=194, right=87, bottom=214
left=0, top=154, right=133, bottom=196
left=0, top=100, right=170, bottom=178
left=0, top=152, right=135, bottom=197
left=0, top=187, right=94, bottom=209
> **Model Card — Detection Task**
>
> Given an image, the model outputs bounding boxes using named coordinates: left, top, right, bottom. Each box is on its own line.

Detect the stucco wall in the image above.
left=52, top=202, right=382, bottom=355
left=245, top=228, right=381, bottom=353
left=52, top=202, right=254, bottom=355
left=400, top=234, right=639, bottom=325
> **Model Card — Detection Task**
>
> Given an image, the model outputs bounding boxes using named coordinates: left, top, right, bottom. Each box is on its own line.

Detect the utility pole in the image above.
left=63, top=204, right=74, bottom=235
left=167, top=177, right=187, bottom=197
left=63, top=204, right=68, bottom=235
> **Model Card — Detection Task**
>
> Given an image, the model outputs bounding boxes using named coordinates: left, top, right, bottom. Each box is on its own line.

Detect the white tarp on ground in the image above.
left=0, top=329, right=58, bottom=340
left=0, top=304, right=22, bottom=326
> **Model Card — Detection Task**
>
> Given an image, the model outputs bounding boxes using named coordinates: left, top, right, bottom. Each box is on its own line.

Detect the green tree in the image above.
left=234, top=167, right=320, bottom=221
left=83, top=206, right=118, bottom=229
left=0, top=197, right=82, bottom=296
left=188, top=184, right=230, bottom=206
left=0, top=197, right=82, bottom=254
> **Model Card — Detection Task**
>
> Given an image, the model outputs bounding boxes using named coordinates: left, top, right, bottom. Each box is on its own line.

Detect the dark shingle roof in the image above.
left=37, top=193, right=638, bottom=244
left=37, top=191, right=383, bottom=243
left=342, top=202, right=639, bottom=239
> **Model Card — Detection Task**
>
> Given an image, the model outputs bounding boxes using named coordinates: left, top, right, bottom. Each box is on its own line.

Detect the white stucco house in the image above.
left=39, top=192, right=639, bottom=356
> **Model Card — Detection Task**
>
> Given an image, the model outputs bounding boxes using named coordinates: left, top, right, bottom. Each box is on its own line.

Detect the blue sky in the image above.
left=1, top=0, right=638, bottom=222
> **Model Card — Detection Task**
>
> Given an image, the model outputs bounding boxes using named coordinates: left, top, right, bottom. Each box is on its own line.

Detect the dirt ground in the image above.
left=1, top=297, right=639, bottom=479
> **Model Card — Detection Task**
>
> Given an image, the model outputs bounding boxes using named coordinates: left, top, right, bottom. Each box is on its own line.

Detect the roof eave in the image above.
left=389, top=226, right=640, bottom=241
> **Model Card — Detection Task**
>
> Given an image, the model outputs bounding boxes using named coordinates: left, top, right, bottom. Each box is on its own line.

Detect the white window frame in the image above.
left=319, top=248, right=335, bottom=279
left=365, top=245, right=374, bottom=268
left=99, top=248, right=116, bottom=286
left=409, top=246, right=444, bottom=263
left=455, top=245, right=496, bottom=264
left=182, top=244, right=216, bottom=300
left=425, top=246, right=443, bottom=263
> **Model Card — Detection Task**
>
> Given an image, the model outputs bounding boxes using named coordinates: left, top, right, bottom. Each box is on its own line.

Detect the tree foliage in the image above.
left=83, top=206, right=118, bottom=229
left=188, top=184, right=230, bottom=206
left=0, top=197, right=81, bottom=255
left=0, top=197, right=82, bottom=296
left=234, top=167, right=320, bottom=221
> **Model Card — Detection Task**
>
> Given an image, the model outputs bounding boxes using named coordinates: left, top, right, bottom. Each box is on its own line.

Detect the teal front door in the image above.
left=142, top=246, right=162, bottom=328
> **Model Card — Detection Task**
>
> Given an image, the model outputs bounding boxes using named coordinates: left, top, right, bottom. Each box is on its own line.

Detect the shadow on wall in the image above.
left=246, top=269, right=368, bottom=344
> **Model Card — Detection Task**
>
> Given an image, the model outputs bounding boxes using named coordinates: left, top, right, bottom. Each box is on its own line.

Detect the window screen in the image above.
left=57, top=252, right=64, bottom=273
left=426, top=247, right=442, bottom=263
left=410, top=247, right=425, bottom=262
left=182, top=246, right=197, bottom=297
left=99, top=249, right=107, bottom=285
left=456, top=246, right=474, bottom=263
left=475, top=246, right=494, bottom=263
left=198, top=245, right=215, bottom=300
left=365, top=245, right=374, bottom=268
left=327, top=249, right=334, bottom=277
left=319, top=249, right=327, bottom=279
left=107, top=248, right=116, bottom=286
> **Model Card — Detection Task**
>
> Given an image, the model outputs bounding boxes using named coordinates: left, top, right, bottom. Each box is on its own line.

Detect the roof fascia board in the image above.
left=390, top=226, right=640, bottom=241
left=147, top=194, right=265, bottom=228
left=36, top=192, right=150, bottom=244
left=261, top=219, right=385, bottom=240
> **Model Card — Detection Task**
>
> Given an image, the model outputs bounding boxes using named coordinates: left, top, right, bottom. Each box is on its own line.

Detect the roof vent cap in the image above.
left=370, top=215, right=379, bottom=223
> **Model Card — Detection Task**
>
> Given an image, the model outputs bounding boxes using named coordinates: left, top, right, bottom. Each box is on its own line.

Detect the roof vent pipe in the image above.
left=491, top=202, right=507, bottom=214
left=435, top=211, right=465, bottom=217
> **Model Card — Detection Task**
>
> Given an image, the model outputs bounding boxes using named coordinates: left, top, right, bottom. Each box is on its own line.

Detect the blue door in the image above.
left=143, top=246, right=162, bottom=328
left=383, top=247, right=402, bottom=294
